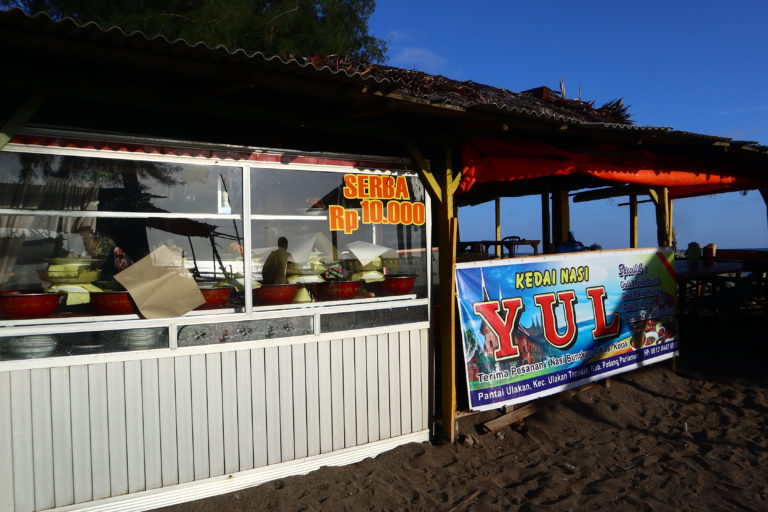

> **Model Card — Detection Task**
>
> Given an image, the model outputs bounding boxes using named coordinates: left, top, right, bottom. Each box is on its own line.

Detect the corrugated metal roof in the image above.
left=0, top=7, right=765, bottom=155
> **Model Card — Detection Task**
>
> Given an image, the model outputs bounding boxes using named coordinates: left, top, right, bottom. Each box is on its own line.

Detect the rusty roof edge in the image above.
left=1, top=8, right=403, bottom=89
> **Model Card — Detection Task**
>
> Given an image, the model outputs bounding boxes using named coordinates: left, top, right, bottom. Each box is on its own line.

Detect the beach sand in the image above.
left=159, top=313, right=768, bottom=511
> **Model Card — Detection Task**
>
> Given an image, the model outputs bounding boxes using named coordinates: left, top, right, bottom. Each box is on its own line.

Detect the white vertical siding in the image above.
left=30, top=369, right=54, bottom=510
left=0, top=327, right=429, bottom=512
left=0, top=372, right=15, bottom=512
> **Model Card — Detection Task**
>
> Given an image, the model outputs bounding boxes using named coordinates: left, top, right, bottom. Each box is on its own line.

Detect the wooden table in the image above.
left=675, top=260, right=743, bottom=280
left=458, top=239, right=540, bottom=259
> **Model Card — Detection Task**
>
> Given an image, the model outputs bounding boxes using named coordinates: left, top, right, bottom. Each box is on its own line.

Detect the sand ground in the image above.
left=159, top=312, right=768, bottom=511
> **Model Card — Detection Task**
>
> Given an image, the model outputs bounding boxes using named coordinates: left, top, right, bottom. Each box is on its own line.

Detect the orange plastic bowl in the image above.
left=310, top=280, right=362, bottom=301
left=90, top=291, right=138, bottom=315
left=197, top=287, right=233, bottom=309
left=0, top=293, right=61, bottom=319
left=367, top=274, right=417, bottom=296
left=253, top=283, right=299, bottom=306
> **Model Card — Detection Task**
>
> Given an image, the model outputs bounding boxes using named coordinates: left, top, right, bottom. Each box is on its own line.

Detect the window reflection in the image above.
left=250, top=168, right=428, bottom=302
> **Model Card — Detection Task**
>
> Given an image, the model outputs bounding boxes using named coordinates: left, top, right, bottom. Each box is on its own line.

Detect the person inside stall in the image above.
left=261, top=236, right=292, bottom=285
left=81, top=230, right=134, bottom=280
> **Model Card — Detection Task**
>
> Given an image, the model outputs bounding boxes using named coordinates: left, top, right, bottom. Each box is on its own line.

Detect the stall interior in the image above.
left=0, top=145, right=429, bottom=360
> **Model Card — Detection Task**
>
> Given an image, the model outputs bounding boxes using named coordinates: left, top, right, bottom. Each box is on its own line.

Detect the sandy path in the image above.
left=160, top=314, right=768, bottom=511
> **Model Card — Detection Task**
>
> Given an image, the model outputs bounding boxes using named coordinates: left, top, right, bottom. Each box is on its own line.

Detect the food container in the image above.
left=366, top=274, right=417, bottom=296
left=310, top=280, right=362, bottom=301
left=38, top=267, right=101, bottom=285
left=0, top=292, right=61, bottom=319
left=196, top=287, right=233, bottom=309
left=90, top=291, right=138, bottom=315
left=253, top=283, right=300, bottom=305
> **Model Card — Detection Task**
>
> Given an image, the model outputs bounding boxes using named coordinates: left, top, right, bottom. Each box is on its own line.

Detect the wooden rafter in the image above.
left=0, top=93, right=48, bottom=151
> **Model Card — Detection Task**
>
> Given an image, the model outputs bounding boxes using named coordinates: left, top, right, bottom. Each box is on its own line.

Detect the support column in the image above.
left=629, top=193, right=638, bottom=248
left=551, top=190, right=570, bottom=248
left=436, top=145, right=458, bottom=442
left=495, top=197, right=501, bottom=257
left=652, top=187, right=671, bottom=247
left=540, top=193, right=551, bottom=254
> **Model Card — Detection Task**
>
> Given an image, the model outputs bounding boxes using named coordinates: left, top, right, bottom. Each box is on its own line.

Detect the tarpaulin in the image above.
left=459, top=138, right=762, bottom=196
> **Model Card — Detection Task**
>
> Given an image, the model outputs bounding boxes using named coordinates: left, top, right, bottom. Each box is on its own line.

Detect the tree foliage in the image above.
left=2, top=0, right=387, bottom=62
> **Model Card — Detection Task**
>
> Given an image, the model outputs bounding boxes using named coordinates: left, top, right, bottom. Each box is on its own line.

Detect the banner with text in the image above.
left=456, top=248, right=678, bottom=411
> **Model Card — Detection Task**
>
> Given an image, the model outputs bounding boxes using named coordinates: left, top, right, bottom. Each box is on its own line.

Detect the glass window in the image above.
left=250, top=168, right=428, bottom=304
left=0, top=152, right=243, bottom=215
left=0, top=153, right=245, bottom=328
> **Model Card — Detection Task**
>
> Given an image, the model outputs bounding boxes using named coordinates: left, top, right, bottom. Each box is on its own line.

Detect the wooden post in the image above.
left=629, top=193, right=638, bottom=248
left=435, top=145, right=458, bottom=442
left=654, top=187, right=671, bottom=246
left=552, top=190, right=570, bottom=247
left=541, top=193, right=551, bottom=254
left=495, top=197, right=501, bottom=258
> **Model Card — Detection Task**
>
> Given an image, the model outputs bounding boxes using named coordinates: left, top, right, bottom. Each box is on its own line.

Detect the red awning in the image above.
left=459, top=139, right=762, bottom=198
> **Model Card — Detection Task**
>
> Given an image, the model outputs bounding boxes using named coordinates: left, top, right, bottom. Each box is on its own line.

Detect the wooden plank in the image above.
left=305, top=342, right=321, bottom=457
left=317, top=340, right=333, bottom=453
left=157, top=358, right=178, bottom=486
left=236, top=350, right=254, bottom=470
left=388, top=333, right=402, bottom=437
left=630, top=193, right=638, bottom=248
left=278, top=345, right=295, bottom=461
left=205, top=353, right=225, bottom=476
left=140, top=359, right=162, bottom=490
left=251, top=349, right=268, bottom=467
left=482, top=384, right=597, bottom=433
left=174, top=357, right=194, bottom=484
left=50, top=367, right=74, bottom=507
left=329, top=339, right=345, bottom=450
left=123, top=361, right=145, bottom=494
left=377, top=334, right=391, bottom=440
left=264, top=347, right=281, bottom=465
left=190, top=355, right=210, bottom=480
left=406, top=142, right=442, bottom=202
left=409, top=329, right=423, bottom=432
left=354, top=336, right=368, bottom=445
left=31, top=369, right=55, bottom=509
left=292, top=344, right=308, bottom=459
left=399, top=331, right=412, bottom=435
left=0, top=372, right=15, bottom=512
left=69, top=366, right=92, bottom=503
left=365, top=335, right=380, bottom=443
left=88, top=364, right=112, bottom=499
left=106, top=362, right=128, bottom=496
left=10, top=370, right=34, bottom=512
left=420, top=329, right=430, bottom=431
left=342, top=337, right=357, bottom=448
left=220, top=351, right=239, bottom=473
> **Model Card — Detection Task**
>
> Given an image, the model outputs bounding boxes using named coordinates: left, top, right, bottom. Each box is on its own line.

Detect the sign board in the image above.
left=456, top=248, right=678, bottom=411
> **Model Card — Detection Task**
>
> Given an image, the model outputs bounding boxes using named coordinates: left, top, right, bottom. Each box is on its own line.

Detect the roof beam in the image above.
left=0, top=93, right=48, bottom=151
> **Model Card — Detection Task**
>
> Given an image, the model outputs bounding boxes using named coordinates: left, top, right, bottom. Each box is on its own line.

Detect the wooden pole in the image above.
left=654, top=187, right=671, bottom=246
left=552, top=189, right=570, bottom=247
left=541, top=193, right=551, bottom=254
left=629, top=193, right=638, bottom=248
left=435, top=144, right=458, bottom=443
left=495, top=197, right=501, bottom=258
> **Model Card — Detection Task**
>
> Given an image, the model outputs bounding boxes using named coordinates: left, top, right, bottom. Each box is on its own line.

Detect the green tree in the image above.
left=1, top=0, right=387, bottom=62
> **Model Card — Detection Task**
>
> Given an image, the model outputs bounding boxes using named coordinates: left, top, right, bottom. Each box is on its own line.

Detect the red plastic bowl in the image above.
left=90, top=291, right=138, bottom=315
left=310, top=280, right=362, bottom=301
left=197, top=287, right=233, bottom=309
left=253, top=283, right=299, bottom=306
left=0, top=293, right=61, bottom=319
left=367, top=274, right=417, bottom=296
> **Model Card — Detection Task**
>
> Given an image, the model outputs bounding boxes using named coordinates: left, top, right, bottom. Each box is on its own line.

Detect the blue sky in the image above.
left=369, top=1, right=768, bottom=249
